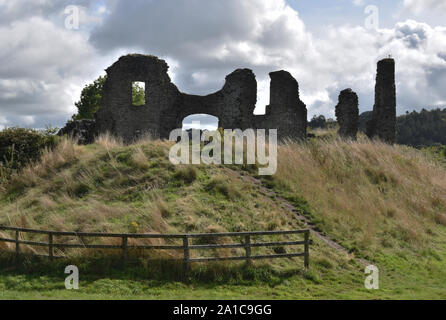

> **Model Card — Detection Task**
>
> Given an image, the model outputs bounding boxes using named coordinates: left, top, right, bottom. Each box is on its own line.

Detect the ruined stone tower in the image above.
left=93, top=54, right=307, bottom=142
left=253, top=71, right=307, bottom=140
left=366, top=58, right=396, bottom=143
left=335, top=88, right=359, bottom=140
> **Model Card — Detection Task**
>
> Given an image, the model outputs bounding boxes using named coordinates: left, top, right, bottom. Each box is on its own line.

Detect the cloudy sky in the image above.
left=0, top=0, right=445, bottom=130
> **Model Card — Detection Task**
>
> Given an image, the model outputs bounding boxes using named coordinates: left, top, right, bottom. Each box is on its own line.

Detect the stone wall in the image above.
left=335, top=88, right=359, bottom=140
left=254, top=71, right=307, bottom=139
left=59, top=55, right=399, bottom=145
left=95, top=54, right=180, bottom=141
left=366, top=58, right=396, bottom=143
left=57, top=119, right=96, bottom=145
left=93, top=54, right=307, bottom=142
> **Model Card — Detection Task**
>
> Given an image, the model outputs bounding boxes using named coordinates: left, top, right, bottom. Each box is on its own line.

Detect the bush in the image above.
left=0, top=127, right=58, bottom=179
left=309, top=115, right=327, bottom=129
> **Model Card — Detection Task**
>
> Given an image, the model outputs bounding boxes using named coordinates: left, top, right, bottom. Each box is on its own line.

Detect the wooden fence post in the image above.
left=122, top=236, right=128, bottom=260
left=245, top=235, right=252, bottom=265
left=183, top=236, right=190, bottom=273
left=304, top=231, right=310, bottom=269
left=48, top=233, right=53, bottom=261
left=15, top=230, right=19, bottom=261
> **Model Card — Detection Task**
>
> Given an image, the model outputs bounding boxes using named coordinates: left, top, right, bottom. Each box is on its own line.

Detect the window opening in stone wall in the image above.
left=132, top=81, right=146, bottom=106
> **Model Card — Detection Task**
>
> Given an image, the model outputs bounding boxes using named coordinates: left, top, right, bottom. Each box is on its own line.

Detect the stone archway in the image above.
left=182, top=114, right=220, bottom=131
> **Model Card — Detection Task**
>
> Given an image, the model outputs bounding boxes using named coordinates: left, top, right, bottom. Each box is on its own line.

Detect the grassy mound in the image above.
left=270, top=138, right=446, bottom=258
left=0, top=134, right=308, bottom=262
left=0, top=132, right=446, bottom=299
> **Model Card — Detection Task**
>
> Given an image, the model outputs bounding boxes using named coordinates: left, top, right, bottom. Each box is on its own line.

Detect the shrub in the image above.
left=309, top=115, right=327, bottom=129
left=0, top=127, right=58, bottom=180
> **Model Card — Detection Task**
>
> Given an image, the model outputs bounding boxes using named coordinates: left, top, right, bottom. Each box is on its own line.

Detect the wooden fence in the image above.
left=0, top=226, right=310, bottom=270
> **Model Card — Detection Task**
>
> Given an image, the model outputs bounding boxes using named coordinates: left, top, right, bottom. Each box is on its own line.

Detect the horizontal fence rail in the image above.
left=0, top=226, right=310, bottom=270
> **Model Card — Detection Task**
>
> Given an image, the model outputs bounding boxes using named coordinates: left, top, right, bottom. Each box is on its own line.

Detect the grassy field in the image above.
left=0, top=132, right=446, bottom=299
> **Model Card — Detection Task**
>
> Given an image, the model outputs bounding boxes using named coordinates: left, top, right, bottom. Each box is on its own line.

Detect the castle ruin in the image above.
left=60, top=54, right=397, bottom=145
left=94, top=54, right=307, bottom=142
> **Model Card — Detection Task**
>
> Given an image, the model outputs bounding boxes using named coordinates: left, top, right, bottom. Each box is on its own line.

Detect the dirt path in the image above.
left=238, top=172, right=372, bottom=266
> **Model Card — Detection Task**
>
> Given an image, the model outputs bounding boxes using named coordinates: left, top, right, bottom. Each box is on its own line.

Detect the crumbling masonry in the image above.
left=60, top=54, right=397, bottom=144
left=335, top=88, right=359, bottom=140
left=57, top=119, right=96, bottom=145
left=366, top=58, right=396, bottom=143
left=93, top=54, right=307, bottom=142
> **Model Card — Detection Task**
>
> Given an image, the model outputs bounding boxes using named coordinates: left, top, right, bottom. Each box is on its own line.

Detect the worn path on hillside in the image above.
left=236, top=171, right=372, bottom=266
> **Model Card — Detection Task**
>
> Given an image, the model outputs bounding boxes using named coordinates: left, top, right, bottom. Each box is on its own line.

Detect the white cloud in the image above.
left=0, top=0, right=445, bottom=130
left=89, top=0, right=446, bottom=120
left=403, top=0, right=446, bottom=14
left=0, top=0, right=95, bottom=27
left=305, top=20, right=446, bottom=115
left=352, top=0, right=365, bottom=7
left=0, top=15, right=101, bottom=128
left=90, top=0, right=316, bottom=113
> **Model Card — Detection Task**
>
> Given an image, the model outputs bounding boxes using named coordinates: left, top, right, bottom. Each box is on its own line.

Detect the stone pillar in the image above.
left=366, top=58, right=396, bottom=143
left=335, top=88, right=359, bottom=140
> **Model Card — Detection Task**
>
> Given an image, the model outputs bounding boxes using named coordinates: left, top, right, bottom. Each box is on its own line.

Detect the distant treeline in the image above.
left=361, top=108, right=446, bottom=147
left=395, top=108, right=446, bottom=147
left=313, top=108, right=446, bottom=147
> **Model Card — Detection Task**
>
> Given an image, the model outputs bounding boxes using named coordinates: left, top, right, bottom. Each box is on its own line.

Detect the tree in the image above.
left=309, top=115, right=327, bottom=129
left=132, top=82, right=146, bottom=106
left=72, top=76, right=147, bottom=120
left=396, top=108, right=446, bottom=147
left=72, top=76, right=106, bottom=120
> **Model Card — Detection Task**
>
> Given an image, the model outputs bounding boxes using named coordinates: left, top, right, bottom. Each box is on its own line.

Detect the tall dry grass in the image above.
left=274, top=138, right=446, bottom=253
left=95, top=132, right=123, bottom=149
left=2, top=132, right=445, bottom=259
left=7, top=137, right=81, bottom=190
left=0, top=134, right=181, bottom=258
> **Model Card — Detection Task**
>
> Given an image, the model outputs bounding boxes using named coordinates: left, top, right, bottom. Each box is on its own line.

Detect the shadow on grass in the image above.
left=0, top=252, right=305, bottom=291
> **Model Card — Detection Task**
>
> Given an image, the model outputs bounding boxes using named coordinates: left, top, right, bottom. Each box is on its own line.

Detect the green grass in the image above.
left=1, top=133, right=446, bottom=299
left=1, top=240, right=446, bottom=300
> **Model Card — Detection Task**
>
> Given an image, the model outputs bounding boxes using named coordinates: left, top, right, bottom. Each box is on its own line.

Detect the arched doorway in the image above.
left=182, top=114, right=219, bottom=131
